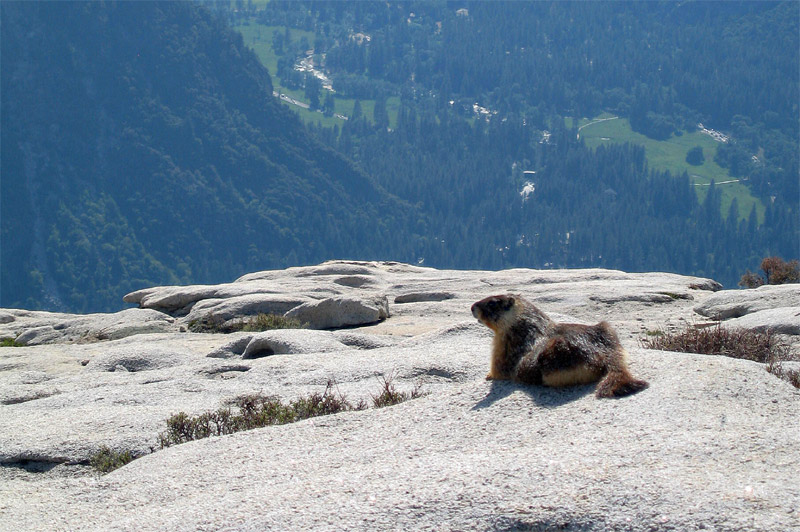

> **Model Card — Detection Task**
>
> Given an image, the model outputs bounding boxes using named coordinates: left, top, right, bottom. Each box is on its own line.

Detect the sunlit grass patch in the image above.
left=572, top=114, right=763, bottom=222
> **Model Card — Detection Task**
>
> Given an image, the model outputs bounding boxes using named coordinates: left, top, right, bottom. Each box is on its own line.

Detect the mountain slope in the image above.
left=1, top=1, right=421, bottom=312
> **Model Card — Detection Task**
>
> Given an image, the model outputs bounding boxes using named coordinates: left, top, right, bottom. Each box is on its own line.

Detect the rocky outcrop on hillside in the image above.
left=1, top=261, right=798, bottom=531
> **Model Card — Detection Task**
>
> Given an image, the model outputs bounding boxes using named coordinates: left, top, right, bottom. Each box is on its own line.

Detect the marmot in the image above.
left=471, top=294, right=648, bottom=398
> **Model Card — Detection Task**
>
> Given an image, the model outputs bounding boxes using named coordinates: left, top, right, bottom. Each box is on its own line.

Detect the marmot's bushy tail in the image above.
left=595, top=369, right=648, bottom=398
left=591, top=331, right=648, bottom=398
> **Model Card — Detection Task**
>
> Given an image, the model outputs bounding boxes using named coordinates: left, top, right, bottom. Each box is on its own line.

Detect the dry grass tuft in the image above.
left=158, top=381, right=363, bottom=448
left=641, top=324, right=797, bottom=388
left=640, top=324, right=783, bottom=362
left=370, top=374, right=425, bottom=408
left=188, top=312, right=305, bottom=333
left=158, top=376, right=425, bottom=449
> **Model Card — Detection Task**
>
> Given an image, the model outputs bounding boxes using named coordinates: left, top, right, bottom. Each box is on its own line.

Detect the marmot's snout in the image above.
left=471, top=302, right=481, bottom=319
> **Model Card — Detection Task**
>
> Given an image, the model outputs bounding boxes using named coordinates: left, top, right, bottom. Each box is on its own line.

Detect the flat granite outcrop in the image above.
left=1, top=261, right=798, bottom=531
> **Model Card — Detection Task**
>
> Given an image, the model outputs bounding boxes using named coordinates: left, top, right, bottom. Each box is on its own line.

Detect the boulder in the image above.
left=694, top=284, right=800, bottom=320
left=723, top=307, right=800, bottom=335
left=394, top=292, right=456, bottom=303
left=285, top=295, right=390, bottom=329
left=123, top=285, right=222, bottom=313
left=182, top=293, right=309, bottom=327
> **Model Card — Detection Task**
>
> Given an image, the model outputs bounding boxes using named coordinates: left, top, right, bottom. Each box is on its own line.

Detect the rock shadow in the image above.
left=1, top=459, right=61, bottom=473
left=472, top=380, right=594, bottom=410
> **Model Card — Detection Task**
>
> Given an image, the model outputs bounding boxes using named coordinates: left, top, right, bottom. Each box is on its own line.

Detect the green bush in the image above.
left=0, top=337, right=23, bottom=347
left=89, top=376, right=426, bottom=474
left=89, top=446, right=135, bottom=473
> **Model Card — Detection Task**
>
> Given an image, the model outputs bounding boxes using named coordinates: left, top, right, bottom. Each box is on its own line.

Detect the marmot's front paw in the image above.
left=485, top=373, right=494, bottom=381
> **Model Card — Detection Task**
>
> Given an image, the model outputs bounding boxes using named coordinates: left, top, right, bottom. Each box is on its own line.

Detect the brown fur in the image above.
left=471, top=294, right=648, bottom=398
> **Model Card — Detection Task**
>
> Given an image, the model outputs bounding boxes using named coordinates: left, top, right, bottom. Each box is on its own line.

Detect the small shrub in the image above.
left=88, top=377, right=427, bottom=471
left=0, top=337, right=23, bottom=347
left=187, top=313, right=227, bottom=333
left=738, top=270, right=764, bottom=288
left=90, top=446, right=135, bottom=473
left=158, top=377, right=425, bottom=448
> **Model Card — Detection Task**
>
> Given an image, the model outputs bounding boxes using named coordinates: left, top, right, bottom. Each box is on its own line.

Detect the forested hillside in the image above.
left=240, top=0, right=798, bottom=285
left=1, top=2, right=422, bottom=312
left=1, top=1, right=797, bottom=313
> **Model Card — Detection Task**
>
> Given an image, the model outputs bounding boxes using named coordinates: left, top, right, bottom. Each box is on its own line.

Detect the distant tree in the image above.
left=323, top=91, right=335, bottom=117
left=761, top=256, right=800, bottom=285
left=272, top=29, right=284, bottom=55
left=373, top=95, right=389, bottom=129
left=739, top=256, right=800, bottom=287
left=352, top=99, right=362, bottom=120
left=686, top=146, right=704, bottom=166
left=305, top=74, right=321, bottom=110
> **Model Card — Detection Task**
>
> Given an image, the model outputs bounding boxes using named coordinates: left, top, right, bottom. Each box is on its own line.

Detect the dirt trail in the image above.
left=578, top=115, right=618, bottom=132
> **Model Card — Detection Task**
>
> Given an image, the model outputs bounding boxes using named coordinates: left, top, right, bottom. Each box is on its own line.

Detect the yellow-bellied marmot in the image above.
left=471, top=294, right=648, bottom=398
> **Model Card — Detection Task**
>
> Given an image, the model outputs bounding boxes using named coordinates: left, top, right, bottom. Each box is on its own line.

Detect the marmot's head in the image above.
left=471, top=294, right=519, bottom=332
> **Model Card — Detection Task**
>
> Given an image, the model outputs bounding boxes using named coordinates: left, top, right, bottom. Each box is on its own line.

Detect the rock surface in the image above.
left=1, top=261, right=798, bottom=531
left=0, top=308, right=178, bottom=345
left=694, top=283, right=800, bottom=320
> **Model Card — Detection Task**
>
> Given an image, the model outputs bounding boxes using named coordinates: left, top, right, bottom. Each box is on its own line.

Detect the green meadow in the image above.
left=235, top=19, right=761, bottom=222
left=234, top=22, right=399, bottom=129
left=570, top=114, right=763, bottom=222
